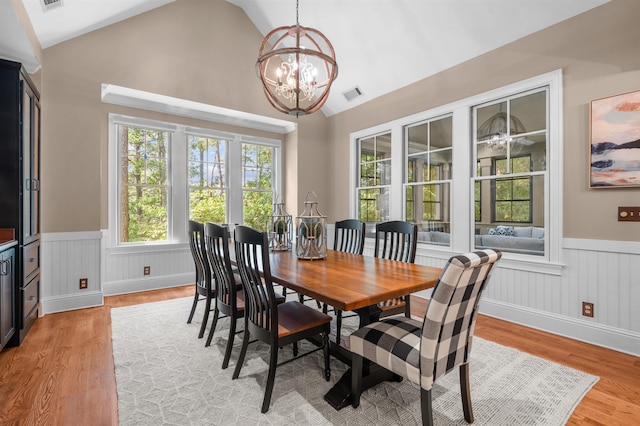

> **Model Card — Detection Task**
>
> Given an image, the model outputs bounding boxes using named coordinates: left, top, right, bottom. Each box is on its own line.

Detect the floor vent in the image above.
left=41, top=0, right=64, bottom=12
left=343, top=86, right=363, bottom=102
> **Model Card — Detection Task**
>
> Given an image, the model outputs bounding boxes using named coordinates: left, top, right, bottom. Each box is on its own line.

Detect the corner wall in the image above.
left=326, top=0, right=640, bottom=356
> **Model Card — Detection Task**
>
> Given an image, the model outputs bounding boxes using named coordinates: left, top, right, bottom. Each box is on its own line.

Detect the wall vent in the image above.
left=343, top=86, right=363, bottom=102
left=41, top=0, right=64, bottom=12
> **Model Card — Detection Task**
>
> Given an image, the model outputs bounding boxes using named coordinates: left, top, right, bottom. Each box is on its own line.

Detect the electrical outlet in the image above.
left=618, top=206, right=640, bottom=221
left=144, top=266, right=151, bottom=275
left=582, top=301, right=594, bottom=317
left=79, top=278, right=88, bottom=289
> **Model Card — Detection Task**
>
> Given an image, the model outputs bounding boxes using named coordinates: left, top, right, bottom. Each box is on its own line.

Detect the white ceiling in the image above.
left=1, top=0, right=610, bottom=116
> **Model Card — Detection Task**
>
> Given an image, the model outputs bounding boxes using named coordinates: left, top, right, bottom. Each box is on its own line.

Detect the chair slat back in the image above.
left=234, top=225, right=277, bottom=334
left=420, top=249, right=502, bottom=390
left=188, top=220, right=209, bottom=292
left=374, top=221, right=417, bottom=263
left=204, top=223, right=235, bottom=306
left=333, top=219, right=366, bottom=255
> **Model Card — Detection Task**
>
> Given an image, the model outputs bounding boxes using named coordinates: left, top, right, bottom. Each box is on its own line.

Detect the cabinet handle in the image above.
left=28, top=296, right=36, bottom=301
left=29, top=257, right=36, bottom=263
left=0, top=260, right=6, bottom=275
left=25, top=179, right=31, bottom=190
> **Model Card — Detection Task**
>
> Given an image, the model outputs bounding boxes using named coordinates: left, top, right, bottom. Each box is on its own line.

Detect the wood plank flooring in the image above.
left=0, top=286, right=638, bottom=425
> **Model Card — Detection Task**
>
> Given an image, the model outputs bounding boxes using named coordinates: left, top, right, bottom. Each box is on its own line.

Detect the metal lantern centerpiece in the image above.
left=268, top=196, right=293, bottom=251
left=296, top=191, right=327, bottom=260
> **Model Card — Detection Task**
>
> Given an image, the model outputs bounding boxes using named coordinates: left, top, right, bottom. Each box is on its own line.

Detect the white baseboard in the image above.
left=42, top=291, right=104, bottom=314
left=103, top=273, right=192, bottom=296
left=479, top=298, right=640, bottom=357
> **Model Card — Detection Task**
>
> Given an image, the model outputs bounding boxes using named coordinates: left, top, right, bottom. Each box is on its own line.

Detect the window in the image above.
left=242, top=143, right=274, bottom=230
left=119, top=125, right=170, bottom=243
left=404, top=116, right=452, bottom=239
left=188, top=135, right=227, bottom=225
left=350, top=70, right=562, bottom=270
left=357, top=132, right=391, bottom=224
left=110, top=115, right=281, bottom=246
left=474, top=89, right=547, bottom=255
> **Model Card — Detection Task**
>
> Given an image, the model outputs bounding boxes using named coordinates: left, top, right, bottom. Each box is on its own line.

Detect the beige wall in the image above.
left=38, top=0, right=640, bottom=240
left=40, top=0, right=330, bottom=233
left=327, top=0, right=640, bottom=241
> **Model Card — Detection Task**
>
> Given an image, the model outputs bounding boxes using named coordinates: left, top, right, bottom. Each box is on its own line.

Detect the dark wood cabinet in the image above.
left=1, top=241, right=16, bottom=350
left=0, top=59, right=41, bottom=346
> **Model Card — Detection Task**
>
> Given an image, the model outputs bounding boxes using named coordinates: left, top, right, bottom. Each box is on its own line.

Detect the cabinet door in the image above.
left=21, top=81, right=38, bottom=243
left=0, top=248, right=16, bottom=347
left=33, top=100, right=40, bottom=238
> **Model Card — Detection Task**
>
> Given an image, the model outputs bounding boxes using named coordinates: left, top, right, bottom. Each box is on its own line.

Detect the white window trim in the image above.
left=350, top=70, right=564, bottom=275
left=108, top=113, right=282, bottom=253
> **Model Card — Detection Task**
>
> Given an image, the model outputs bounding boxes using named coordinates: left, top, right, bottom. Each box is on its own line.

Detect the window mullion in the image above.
left=172, top=129, right=187, bottom=243
left=390, top=124, right=403, bottom=219
left=451, top=106, right=471, bottom=252
left=228, top=137, right=243, bottom=226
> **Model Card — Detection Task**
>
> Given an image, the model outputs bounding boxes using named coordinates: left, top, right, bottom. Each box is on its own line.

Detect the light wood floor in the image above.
left=1, top=286, right=638, bottom=425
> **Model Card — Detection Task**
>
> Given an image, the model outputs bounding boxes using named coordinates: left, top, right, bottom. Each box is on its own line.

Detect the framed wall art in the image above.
left=590, top=89, right=640, bottom=188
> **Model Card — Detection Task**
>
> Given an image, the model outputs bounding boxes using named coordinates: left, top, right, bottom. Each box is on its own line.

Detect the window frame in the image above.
left=403, top=114, right=453, bottom=240
left=118, top=123, right=172, bottom=244
left=349, top=70, right=564, bottom=274
left=108, top=114, right=282, bottom=251
left=356, top=130, right=393, bottom=224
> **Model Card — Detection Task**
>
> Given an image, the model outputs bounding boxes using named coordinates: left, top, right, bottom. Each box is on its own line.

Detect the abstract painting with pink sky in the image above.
left=590, top=89, right=640, bottom=187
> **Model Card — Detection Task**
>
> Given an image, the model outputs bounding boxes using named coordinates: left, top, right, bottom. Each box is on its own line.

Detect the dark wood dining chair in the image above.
left=203, top=222, right=285, bottom=367
left=231, top=225, right=332, bottom=413
left=374, top=220, right=418, bottom=318
left=202, top=222, right=243, bottom=366
left=350, top=249, right=502, bottom=426
left=186, top=220, right=214, bottom=339
left=330, top=219, right=366, bottom=344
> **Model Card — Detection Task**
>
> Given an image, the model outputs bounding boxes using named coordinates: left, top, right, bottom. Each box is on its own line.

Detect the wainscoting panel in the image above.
left=41, top=232, right=103, bottom=314
left=41, top=230, right=639, bottom=356
left=478, top=240, right=640, bottom=356
left=101, top=232, right=194, bottom=296
left=368, top=234, right=639, bottom=356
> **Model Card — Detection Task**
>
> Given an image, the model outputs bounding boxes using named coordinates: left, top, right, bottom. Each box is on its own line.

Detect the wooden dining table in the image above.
left=266, top=248, right=442, bottom=410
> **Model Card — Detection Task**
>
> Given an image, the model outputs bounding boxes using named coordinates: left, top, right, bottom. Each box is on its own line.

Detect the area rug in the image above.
left=111, top=297, right=598, bottom=426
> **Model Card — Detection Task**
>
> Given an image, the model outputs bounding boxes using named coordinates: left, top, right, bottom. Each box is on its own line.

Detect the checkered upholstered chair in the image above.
left=349, top=249, right=502, bottom=426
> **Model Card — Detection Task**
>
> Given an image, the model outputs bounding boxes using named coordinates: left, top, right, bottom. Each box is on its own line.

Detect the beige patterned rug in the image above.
left=111, top=297, right=598, bottom=425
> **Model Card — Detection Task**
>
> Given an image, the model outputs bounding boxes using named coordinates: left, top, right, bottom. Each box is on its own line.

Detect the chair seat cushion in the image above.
left=349, top=317, right=422, bottom=384
left=277, top=301, right=332, bottom=338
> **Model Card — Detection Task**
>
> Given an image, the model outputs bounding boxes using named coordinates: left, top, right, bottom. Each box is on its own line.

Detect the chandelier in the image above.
left=478, top=112, right=527, bottom=149
left=256, top=0, right=338, bottom=117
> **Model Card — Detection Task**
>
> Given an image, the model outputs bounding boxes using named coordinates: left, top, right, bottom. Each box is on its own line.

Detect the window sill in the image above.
left=415, top=244, right=564, bottom=276
left=107, top=242, right=189, bottom=255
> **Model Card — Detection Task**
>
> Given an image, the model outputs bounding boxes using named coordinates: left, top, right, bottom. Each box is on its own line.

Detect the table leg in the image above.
left=324, top=303, right=400, bottom=411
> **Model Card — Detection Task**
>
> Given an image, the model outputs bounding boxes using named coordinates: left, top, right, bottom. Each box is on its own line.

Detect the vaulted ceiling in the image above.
left=1, top=0, right=610, bottom=116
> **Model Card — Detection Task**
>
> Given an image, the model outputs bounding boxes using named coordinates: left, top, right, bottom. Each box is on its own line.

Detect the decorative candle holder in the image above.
left=296, top=191, right=327, bottom=260
left=268, top=196, right=292, bottom=251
